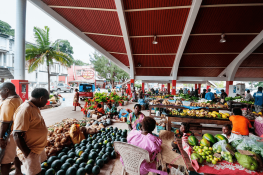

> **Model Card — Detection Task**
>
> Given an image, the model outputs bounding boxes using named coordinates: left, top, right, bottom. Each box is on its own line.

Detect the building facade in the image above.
left=0, top=33, right=68, bottom=90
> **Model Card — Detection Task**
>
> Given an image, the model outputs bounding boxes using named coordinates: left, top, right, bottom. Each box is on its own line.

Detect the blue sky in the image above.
left=0, top=0, right=95, bottom=63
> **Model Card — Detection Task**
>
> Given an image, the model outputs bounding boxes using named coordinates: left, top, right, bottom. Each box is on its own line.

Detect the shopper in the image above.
left=194, top=88, right=199, bottom=97
left=73, top=89, right=82, bottom=111
left=13, top=88, right=49, bottom=175
left=179, top=88, right=183, bottom=94
left=245, top=90, right=253, bottom=101
left=201, top=89, right=207, bottom=98
left=220, top=89, right=228, bottom=103
left=190, top=88, right=195, bottom=96
left=0, top=82, right=23, bottom=175
left=229, top=108, right=252, bottom=136
left=253, top=87, right=263, bottom=113
left=205, top=89, right=215, bottom=101
left=127, top=104, right=145, bottom=130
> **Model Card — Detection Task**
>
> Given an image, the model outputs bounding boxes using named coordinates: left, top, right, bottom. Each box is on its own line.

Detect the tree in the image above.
left=54, top=39, right=74, bottom=58
left=90, top=52, right=129, bottom=86
left=0, top=20, right=15, bottom=36
left=74, top=59, right=90, bottom=66
left=213, top=81, right=225, bottom=88
left=25, top=26, right=73, bottom=93
left=253, top=82, right=263, bottom=88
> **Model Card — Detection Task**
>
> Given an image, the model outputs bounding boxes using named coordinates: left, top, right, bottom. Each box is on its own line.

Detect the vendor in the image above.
left=105, top=103, right=117, bottom=118
left=174, top=122, right=194, bottom=138
left=127, top=104, right=145, bottom=130
left=220, top=90, right=228, bottom=104
left=245, top=90, right=253, bottom=102
left=253, top=87, right=263, bottom=113
left=221, top=124, right=240, bottom=142
left=95, top=104, right=105, bottom=115
left=138, top=95, right=146, bottom=110
left=121, top=117, right=167, bottom=175
left=229, top=108, right=252, bottom=136
left=205, top=89, right=215, bottom=101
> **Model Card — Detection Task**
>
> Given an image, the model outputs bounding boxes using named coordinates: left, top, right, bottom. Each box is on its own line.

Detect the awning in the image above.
left=0, top=67, right=14, bottom=79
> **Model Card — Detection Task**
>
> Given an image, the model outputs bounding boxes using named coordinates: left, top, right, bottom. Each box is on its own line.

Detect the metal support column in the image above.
left=14, top=0, right=27, bottom=79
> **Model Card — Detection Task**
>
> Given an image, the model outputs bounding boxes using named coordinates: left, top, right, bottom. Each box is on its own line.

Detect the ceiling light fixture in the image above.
left=152, top=35, right=158, bottom=44
left=220, top=33, right=226, bottom=43
left=137, top=63, right=141, bottom=67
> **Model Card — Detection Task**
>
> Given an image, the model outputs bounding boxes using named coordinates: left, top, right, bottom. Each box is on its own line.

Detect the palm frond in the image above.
left=25, top=47, right=44, bottom=61
left=27, top=53, right=46, bottom=73
left=33, top=27, right=46, bottom=48
left=51, top=51, right=73, bottom=67
left=44, top=26, right=50, bottom=47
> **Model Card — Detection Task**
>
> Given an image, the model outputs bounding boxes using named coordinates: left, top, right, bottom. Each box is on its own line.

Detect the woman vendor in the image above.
left=127, top=104, right=145, bottom=130
left=95, top=104, right=105, bottom=115
left=105, top=102, right=117, bottom=118
left=229, top=108, right=252, bottom=136
left=121, top=117, right=167, bottom=175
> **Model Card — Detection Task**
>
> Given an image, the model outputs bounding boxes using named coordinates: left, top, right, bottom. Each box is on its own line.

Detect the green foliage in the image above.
left=0, top=20, right=14, bottom=36
left=25, top=26, right=73, bottom=93
left=74, top=59, right=90, bottom=66
left=253, top=82, right=263, bottom=88
left=54, top=39, right=74, bottom=58
left=134, top=84, right=142, bottom=88
left=90, top=52, right=129, bottom=86
left=213, top=81, right=225, bottom=88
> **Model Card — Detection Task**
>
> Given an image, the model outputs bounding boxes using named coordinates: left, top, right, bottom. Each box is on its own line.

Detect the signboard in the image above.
left=82, top=69, right=94, bottom=80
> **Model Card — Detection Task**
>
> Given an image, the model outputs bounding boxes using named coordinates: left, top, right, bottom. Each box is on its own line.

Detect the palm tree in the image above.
left=25, top=26, right=73, bottom=93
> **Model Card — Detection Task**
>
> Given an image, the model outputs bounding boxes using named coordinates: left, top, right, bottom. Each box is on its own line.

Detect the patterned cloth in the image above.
left=127, top=112, right=145, bottom=130
left=174, top=129, right=194, bottom=138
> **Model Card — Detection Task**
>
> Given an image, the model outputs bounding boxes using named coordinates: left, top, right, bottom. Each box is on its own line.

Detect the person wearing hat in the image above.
left=73, top=89, right=82, bottom=111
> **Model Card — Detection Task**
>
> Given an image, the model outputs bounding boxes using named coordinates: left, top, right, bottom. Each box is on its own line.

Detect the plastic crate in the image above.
left=157, top=125, right=166, bottom=133
left=182, top=101, right=191, bottom=106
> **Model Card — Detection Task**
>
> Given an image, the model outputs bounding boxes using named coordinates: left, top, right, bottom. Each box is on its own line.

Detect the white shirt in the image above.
left=245, top=93, right=253, bottom=101
left=222, top=133, right=243, bottom=143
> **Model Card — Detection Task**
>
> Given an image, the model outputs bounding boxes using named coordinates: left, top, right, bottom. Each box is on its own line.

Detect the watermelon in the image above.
left=76, top=168, right=86, bottom=175
left=110, top=151, right=116, bottom=159
left=214, top=134, right=228, bottom=143
left=47, top=156, right=58, bottom=165
left=65, top=158, right=74, bottom=165
left=188, top=136, right=198, bottom=146
left=41, top=168, right=47, bottom=175
left=203, top=133, right=216, bottom=144
left=80, top=152, right=89, bottom=161
left=41, top=162, right=49, bottom=169
left=76, top=158, right=84, bottom=165
left=89, top=152, right=98, bottom=160
left=45, top=168, right=55, bottom=175
left=51, top=160, right=62, bottom=171
left=92, top=165, right=100, bottom=175
left=96, top=159, right=104, bottom=168
left=66, top=167, right=77, bottom=175
left=79, top=162, right=87, bottom=168
left=58, top=152, right=66, bottom=158
left=56, top=170, right=65, bottom=175
left=60, top=155, right=68, bottom=163
left=85, top=164, right=93, bottom=174
left=200, top=138, right=210, bottom=147
left=87, top=159, right=95, bottom=165
left=61, top=163, right=71, bottom=171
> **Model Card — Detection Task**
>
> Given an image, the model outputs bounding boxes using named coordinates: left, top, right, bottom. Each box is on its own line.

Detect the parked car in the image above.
left=51, top=83, right=74, bottom=93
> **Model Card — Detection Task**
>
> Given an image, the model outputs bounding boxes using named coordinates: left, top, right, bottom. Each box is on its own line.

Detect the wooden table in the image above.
left=166, top=116, right=232, bottom=131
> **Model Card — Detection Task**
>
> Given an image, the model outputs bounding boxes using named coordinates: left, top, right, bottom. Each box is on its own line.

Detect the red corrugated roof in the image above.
left=110, top=53, right=130, bottom=66
left=136, top=68, right=172, bottom=76
left=134, top=55, right=175, bottom=67
left=131, top=37, right=181, bottom=54
left=240, top=54, right=263, bottom=67
left=178, top=68, right=225, bottom=77
left=86, top=34, right=126, bottom=53
left=52, top=8, right=122, bottom=35
left=126, top=9, right=190, bottom=36
left=123, top=0, right=192, bottom=9
left=236, top=68, right=263, bottom=78
left=202, top=0, right=263, bottom=5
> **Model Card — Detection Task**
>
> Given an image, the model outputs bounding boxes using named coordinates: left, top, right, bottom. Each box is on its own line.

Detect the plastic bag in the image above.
left=230, top=135, right=243, bottom=148
left=118, top=109, right=129, bottom=118
left=69, top=124, right=85, bottom=144
left=213, top=140, right=234, bottom=162
left=236, top=137, right=255, bottom=151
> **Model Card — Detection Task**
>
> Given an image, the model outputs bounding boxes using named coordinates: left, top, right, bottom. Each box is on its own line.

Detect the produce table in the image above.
left=176, top=138, right=263, bottom=175
left=166, top=115, right=232, bottom=132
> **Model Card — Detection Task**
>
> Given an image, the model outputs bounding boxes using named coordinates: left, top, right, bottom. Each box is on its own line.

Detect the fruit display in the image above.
left=188, top=136, right=198, bottom=146
left=192, top=146, right=221, bottom=164
left=190, top=102, right=227, bottom=109
left=162, top=99, right=172, bottom=105
left=42, top=126, right=126, bottom=175
left=212, top=141, right=235, bottom=163
left=214, top=134, right=228, bottom=143
left=167, top=109, right=230, bottom=119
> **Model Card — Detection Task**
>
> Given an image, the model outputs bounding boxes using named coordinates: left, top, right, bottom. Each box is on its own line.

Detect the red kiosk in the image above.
left=11, top=80, right=29, bottom=102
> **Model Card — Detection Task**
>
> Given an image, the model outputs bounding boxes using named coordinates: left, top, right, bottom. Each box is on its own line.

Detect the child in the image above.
left=174, top=122, right=194, bottom=138
left=73, top=89, right=82, bottom=111
left=96, top=104, right=105, bottom=115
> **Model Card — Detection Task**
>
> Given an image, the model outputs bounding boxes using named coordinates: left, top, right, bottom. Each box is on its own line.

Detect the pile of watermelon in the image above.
left=42, top=126, right=127, bottom=175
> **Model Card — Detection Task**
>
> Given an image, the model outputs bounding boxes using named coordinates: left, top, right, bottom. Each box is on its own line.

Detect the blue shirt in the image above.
left=205, top=92, right=215, bottom=100
left=253, top=91, right=263, bottom=106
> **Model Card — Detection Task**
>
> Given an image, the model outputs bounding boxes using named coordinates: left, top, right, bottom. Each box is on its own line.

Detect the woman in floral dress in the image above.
left=127, top=104, right=145, bottom=130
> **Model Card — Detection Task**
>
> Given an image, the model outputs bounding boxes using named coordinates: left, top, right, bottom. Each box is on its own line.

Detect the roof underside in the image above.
left=40, top=0, right=263, bottom=80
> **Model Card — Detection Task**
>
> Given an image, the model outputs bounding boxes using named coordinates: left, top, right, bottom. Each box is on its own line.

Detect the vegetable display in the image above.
left=43, top=126, right=127, bottom=175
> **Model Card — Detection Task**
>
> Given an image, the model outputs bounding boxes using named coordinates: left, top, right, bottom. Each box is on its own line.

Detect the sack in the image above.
left=213, top=140, right=235, bottom=162
left=69, top=124, right=85, bottom=145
